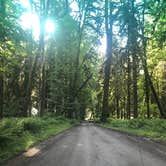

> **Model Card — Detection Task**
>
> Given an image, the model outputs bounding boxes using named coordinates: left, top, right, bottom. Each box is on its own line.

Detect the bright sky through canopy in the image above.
left=45, top=20, right=55, bottom=34
left=20, top=0, right=55, bottom=40
left=19, top=0, right=115, bottom=53
left=20, top=13, right=40, bottom=40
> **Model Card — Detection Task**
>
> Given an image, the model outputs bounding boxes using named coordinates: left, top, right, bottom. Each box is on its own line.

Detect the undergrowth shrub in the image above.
left=70, top=119, right=78, bottom=125
left=128, top=119, right=147, bottom=129
left=107, top=119, right=166, bottom=133
left=0, top=115, right=74, bottom=162
left=56, top=116, right=67, bottom=121
left=0, top=135, right=13, bottom=148
left=23, top=120, right=42, bottom=133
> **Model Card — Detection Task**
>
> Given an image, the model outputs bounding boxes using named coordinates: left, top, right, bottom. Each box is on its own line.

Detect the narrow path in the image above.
left=4, top=123, right=166, bottom=166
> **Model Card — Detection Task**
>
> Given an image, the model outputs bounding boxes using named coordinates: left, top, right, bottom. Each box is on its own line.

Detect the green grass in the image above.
left=101, top=119, right=166, bottom=143
left=0, top=115, right=79, bottom=163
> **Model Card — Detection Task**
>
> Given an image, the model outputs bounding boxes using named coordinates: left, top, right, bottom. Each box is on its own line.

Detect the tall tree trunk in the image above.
left=126, top=49, right=131, bottom=119
left=132, top=50, right=138, bottom=118
left=140, top=1, right=165, bottom=118
left=70, top=1, right=90, bottom=118
left=142, top=39, right=150, bottom=119
left=39, top=15, right=46, bottom=116
left=24, top=55, right=38, bottom=116
left=116, top=97, right=120, bottom=119
left=120, top=99, right=124, bottom=119
left=141, top=2, right=150, bottom=118
left=144, top=62, right=150, bottom=118
left=145, top=66, right=166, bottom=118
left=140, top=41, right=165, bottom=117
left=23, top=0, right=35, bottom=117
left=161, top=66, right=166, bottom=114
left=0, top=0, right=6, bottom=119
left=123, top=97, right=126, bottom=119
left=101, top=0, right=113, bottom=122
left=115, top=74, right=120, bottom=119
left=22, top=60, right=31, bottom=117
left=0, top=73, right=3, bottom=119
left=38, top=0, right=49, bottom=116
left=130, top=0, right=138, bottom=118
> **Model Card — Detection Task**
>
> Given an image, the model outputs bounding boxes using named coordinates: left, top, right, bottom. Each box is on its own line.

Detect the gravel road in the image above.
left=4, top=123, right=166, bottom=166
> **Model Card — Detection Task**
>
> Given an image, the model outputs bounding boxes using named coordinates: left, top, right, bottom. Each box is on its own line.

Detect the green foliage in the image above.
left=0, top=0, right=165, bottom=137
left=103, top=119, right=166, bottom=142
left=0, top=116, right=78, bottom=163
left=70, top=119, right=80, bottom=125
left=128, top=119, right=149, bottom=129
left=23, top=120, right=42, bottom=133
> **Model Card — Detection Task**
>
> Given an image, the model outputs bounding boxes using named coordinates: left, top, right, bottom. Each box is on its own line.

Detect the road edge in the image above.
left=95, top=123, right=166, bottom=160
left=2, top=124, right=80, bottom=166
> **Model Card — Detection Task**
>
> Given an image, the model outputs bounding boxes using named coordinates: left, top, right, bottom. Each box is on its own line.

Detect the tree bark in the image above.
left=101, top=0, right=113, bottom=122
left=0, top=0, right=6, bottom=119
left=131, top=0, right=138, bottom=119
left=140, top=43, right=165, bottom=118
left=38, top=0, right=48, bottom=116
left=39, top=19, right=46, bottom=116
left=132, top=50, right=138, bottom=118
left=126, top=50, right=131, bottom=119
left=145, top=66, right=166, bottom=118
left=116, top=97, right=120, bottom=119
left=24, top=54, right=38, bottom=117
left=68, top=1, right=90, bottom=118
left=0, top=73, right=3, bottom=119
left=144, top=63, right=150, bottom=118
left=141, top=2, right=150, bottom=118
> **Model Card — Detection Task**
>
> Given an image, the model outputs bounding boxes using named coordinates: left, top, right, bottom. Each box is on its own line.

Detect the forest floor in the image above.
left=3, top=123, right=166, bottom=166
left=0, top=116, right=78, bottom=163
left=101, top=119, right=166, bottom=144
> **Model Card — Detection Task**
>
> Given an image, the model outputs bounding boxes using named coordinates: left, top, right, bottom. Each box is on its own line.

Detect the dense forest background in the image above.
left=0, top=0, right=166, bottom=121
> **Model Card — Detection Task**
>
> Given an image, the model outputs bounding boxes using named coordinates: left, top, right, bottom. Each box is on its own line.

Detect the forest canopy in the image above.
left=0, top=0, right=166, bottom=121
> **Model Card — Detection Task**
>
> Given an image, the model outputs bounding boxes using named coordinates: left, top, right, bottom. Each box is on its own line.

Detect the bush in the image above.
left=1, top=119, right=14, bottom=129
left=128, top=119, right=147, bottom=129
left=107, top=118, right=166, bottom=134
left=46, top=118, right=59, bottom=125
left=160, top=120, right=166, bottom=130
left=70, top=119, right=78, bottom=125
left=23, top=120, right=42, bottom=133
left=0, top=115, right=75, bottom=162
left=0, top=135, right=13, bottom=148
left=110, top=120, right=123, bottom=127
left=56, top=116, right=67, bottom=121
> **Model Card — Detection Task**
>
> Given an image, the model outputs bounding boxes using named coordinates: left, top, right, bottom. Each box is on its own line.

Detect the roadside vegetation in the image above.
left=0, top=115, right=78, bottom=163
left=101, top=119, right=166, bottom=143
left=0, top=0, right=166, bottom=164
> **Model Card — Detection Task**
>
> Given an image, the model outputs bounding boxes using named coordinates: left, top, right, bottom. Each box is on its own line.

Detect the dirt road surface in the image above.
left=4, top=123, right=166, bottom=166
